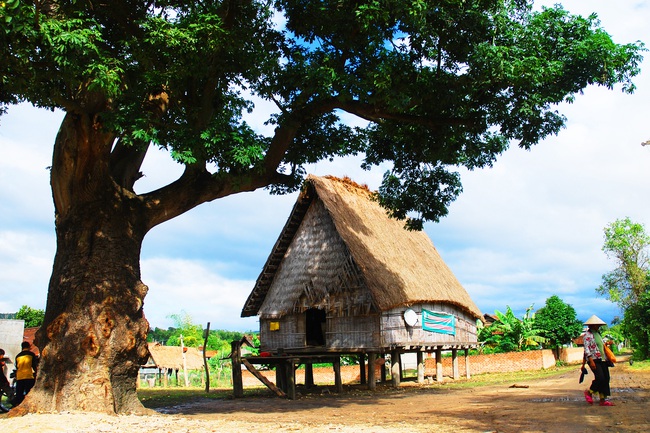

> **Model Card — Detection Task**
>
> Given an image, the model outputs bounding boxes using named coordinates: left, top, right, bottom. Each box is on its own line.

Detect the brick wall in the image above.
left=559, top=347, right=584, bottom=364
left=423, top=349, right=557, bottom=377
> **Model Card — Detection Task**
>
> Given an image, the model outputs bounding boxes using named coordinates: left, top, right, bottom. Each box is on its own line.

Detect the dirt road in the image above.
left=1, top=363, right=649, bottom=432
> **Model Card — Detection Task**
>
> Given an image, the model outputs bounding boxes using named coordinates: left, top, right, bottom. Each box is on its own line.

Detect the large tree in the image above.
left=535, top=295, right=582, bottom=350
left=0, top=0, right=643, bottom=414
left=598, top=218, right=650, bottom=358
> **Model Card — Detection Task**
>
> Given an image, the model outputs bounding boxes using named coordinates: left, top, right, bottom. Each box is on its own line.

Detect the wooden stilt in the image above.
left=286, top=359, right=296, bottom=400
left=452, top=348, right=459, bottom=380
left=391, top=349, right=400, bottom=386
left=333, top=356, right=343, bottom=393
left=368, top=352, right=376, bottom=390
left=435, top=347, right=443, bottom=383
left=417, top=351, right=424, bottom=383
left=231, top=340, right=243, bottom=398
left=359, top=353, right=366, bottom=385
left=276, top=361, right=285, bottom=392
left=465, top=348, right=471, bottom=379
left=305, top=362, right=314, bottom=388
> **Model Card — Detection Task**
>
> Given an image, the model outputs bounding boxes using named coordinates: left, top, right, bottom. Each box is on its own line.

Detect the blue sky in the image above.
left=1, top=0, right=649, bottom=332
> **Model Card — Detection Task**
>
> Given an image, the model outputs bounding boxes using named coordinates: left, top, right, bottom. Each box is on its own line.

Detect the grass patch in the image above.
left=628, top=359, right=650, bottom=371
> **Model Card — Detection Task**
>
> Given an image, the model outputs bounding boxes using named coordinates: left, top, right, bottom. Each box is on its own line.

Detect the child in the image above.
left=0, top=348, right=14, bottom=405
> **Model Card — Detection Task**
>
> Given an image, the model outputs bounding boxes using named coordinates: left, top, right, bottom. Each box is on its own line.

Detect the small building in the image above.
left=141, top=343, right=204, bottom=387
left=22, top=327, right=41, bottom=356
left=0, top=319, right=25, bottom=362
left=241, top=175, right=482, bottom=389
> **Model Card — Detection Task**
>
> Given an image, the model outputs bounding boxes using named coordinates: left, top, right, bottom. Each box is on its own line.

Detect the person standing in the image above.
left=582, top=315, right=614, bottom=406
left=14, top=341, right=38, bottom=406
left=0, top=348, right=14, bottom=405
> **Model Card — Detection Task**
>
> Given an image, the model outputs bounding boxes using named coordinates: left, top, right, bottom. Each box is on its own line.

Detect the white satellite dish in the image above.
left=403, top=309, right=418, bottom=327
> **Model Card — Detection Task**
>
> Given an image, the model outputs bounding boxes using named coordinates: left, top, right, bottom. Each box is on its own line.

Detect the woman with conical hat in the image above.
left=582, top=315, right=614, bottom=406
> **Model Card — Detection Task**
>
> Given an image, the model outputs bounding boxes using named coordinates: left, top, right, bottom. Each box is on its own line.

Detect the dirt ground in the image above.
left=1, top=363, right=649, bottom=433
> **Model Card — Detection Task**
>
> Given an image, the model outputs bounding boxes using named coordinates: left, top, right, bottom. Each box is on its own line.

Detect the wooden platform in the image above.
left=230, top=341, right=475, bottom=399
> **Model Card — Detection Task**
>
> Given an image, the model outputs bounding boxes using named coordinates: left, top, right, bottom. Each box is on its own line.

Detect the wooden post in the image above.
left=452, top=348, right=459, bottom=380
left=180, top=335, right=189, bottom=387
left=417, top=351, right=424, bottom=384
left=286, top=359, right=296, bottom=400
left=465, top=348, right=471, bottom=379
left=203, top=322, right=211, bottom=393
left=333, top=356, right=343, bottom=393
left=391, top=349, right=400, bottom=386
left=305, top=362, right=314, bottom=388
left=359, top=354, right=366, bottom=385
left=381, top=357, right=387, bottom=383
left=276, top=361, right=285, bottom=392
left=231, top=340, right=243, bottom=398
left=368, top=353, right=376, bottom=390
left=435, top=347, right=443, bottom=383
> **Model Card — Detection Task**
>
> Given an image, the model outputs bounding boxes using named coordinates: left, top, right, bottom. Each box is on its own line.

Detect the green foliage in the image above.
left=535, top=295, right=583, bottom=349
left=147, top=327, right=174, bottom=345
left=147, top=312, right=255, bottom=356
left=166, top=312, right=204, bottom=348
left=1, top=1, right=644, bottom=227
left=598, top=323, right=625, bottom=355
left=598, top=217, right=650, bottom=309
left=622, top=291, right=650, bottom=359
left=597, top=218, right=650, bottom=359
left=478, top=306, right=547, bottom=353
left=15, top=305, right=45, bottom=328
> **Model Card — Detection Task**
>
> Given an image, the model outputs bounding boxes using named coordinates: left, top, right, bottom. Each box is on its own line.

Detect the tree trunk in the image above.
left=14, top=113, right=151, bottom=415
left=17, top=197, right=151, bottom=414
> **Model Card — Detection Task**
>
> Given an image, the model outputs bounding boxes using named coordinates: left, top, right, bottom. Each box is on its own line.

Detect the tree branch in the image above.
left=109, top=138, right=149, bottom=191
left=141, top=169, right=292, bottom=230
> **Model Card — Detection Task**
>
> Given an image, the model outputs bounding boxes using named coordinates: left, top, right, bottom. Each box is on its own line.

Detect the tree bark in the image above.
left=14, top=113, right=151, bottom=415
left=19, top=194, right=151, bottom=414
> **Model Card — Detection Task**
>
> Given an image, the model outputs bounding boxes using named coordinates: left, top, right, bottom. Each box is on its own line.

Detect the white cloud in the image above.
left=141, top=257, right=259, bottom=331
left=0, top=230, right=53, bottom=312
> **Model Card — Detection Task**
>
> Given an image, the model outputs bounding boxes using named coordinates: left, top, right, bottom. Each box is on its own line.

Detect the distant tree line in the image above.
left=1, top=305, right=46, bottom=328
left=146, top=311, right=257, bottom=356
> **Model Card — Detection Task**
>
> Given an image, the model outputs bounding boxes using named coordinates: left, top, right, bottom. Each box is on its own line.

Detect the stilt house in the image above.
left=242, top=175, right=482, bottom=355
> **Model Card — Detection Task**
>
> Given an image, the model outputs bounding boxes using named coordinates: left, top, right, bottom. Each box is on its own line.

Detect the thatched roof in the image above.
left=146, top=343, right=205, bottom=370
left=242, top=175, right=482, bottom=320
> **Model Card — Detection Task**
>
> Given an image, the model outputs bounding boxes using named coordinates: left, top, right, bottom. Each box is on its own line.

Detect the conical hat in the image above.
left=584, top=315, right=606, bottom=326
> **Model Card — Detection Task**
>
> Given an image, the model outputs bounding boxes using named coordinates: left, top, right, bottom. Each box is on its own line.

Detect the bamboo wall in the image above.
left=326, top=315, right=380, bottom=350
left=260, top=316, right=305, bottom=351
left=260, top=313, right=382, bottom=352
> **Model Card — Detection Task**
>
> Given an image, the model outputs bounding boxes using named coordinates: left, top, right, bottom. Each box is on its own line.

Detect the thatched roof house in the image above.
left=144, top=343, right=204, bottom=371
left=242, top=175, right=482, bottom=354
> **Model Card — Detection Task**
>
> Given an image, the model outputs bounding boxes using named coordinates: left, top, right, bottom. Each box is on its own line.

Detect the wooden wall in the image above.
left=380, top=303, right=478, bottom=347
left=259, top=302, right=478, bottom=353
left=260, top=313, right=381, bottom=352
